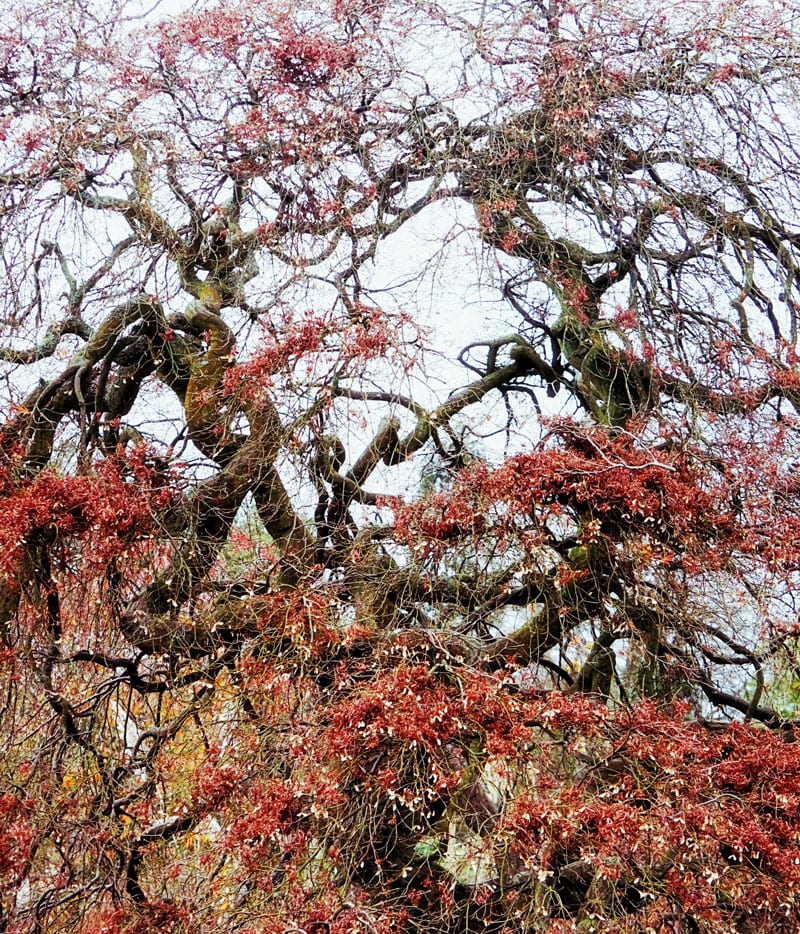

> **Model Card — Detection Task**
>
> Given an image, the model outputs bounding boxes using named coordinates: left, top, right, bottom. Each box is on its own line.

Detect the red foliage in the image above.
left=495, top=701, right=800, bottom=928
left=394, top=425, right=736, bottom=571
left=270, top=28, right=357, bottom=87
left=81, top=901, right=193, bottom=934
left=0, top=450, right=177, bottom=588
left=0, top=794, right=34, bottom=884
left=224, top=306, right=416, bottom=408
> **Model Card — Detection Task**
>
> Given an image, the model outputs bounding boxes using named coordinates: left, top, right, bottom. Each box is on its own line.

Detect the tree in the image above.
left=2, top=0, right=800, bottom=929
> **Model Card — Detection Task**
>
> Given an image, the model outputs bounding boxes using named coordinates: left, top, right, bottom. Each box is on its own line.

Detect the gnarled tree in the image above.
left=2, top=0, right=800, bottom=931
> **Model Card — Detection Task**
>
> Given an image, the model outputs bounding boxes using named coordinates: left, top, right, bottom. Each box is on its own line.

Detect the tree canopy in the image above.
left=3, top=0, right=800, bottom=930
